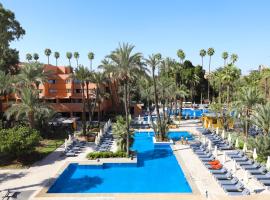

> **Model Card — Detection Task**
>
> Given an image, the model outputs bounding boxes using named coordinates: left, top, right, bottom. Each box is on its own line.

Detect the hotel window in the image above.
left=49, top=89, right=57, bottom=93
left=75, top=89, right=81, bottom=93
left=66, top=89, right=71, bottom=93
left=65, top=79, right=71, bottom=84
left=48, top=79, right=56, bottom=84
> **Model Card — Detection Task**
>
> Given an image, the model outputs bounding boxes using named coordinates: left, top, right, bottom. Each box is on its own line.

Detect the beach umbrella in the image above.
left=228, top=133, right=232, bottom=145
left=235, top=138, right=239, bottom=148
left=244, top=171, right=249, bottom=184
left=64, top=139, right=68, bottom=150
left=208, top=140, right=212, bottom=151
left=68, top=134, right=72, bottom=142
left=148, top=115, right=151, bottom=124
left=266, top=156, right=270, bottom=170
left=233, top=160, right=237, bottom=173
left=222, top=130, right=225, bottom=139
left=99, top=129, right=103, bottom=138
left=243, top=143, right=247, bottom=153
left=222, top=153, right=226, bottom=164
left=203, top=136, right=207, bottom=145
left=253, top=148, right=258, bottom=160
left=216, top=127, right=219, bottom=135
left=138, top=115, right=141, bottom=121
left=214, top=145, right=218, bottom=157
left=208, top=121, right=211, bottom=129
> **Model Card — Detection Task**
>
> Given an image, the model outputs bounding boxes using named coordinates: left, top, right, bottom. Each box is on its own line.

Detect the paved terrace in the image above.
left=0, top=119, right=270, bottom=200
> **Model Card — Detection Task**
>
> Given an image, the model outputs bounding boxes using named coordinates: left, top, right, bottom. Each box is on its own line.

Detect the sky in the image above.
left=2, top=0, right=270, bottom=74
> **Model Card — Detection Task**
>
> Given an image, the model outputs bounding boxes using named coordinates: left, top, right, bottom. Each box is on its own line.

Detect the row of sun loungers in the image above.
left=226, top=150, right=270, bottom=188
left=96, top=129, right=114, bottom=152
left=65, top=140, right=86, bottom=157
left=202, top=130, right=233, bottom=150
left=190, top=142, right=250, bottom=195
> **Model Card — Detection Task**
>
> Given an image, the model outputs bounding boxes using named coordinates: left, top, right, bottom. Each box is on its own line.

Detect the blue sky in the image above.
left=2, top=0, right=270, bottom=74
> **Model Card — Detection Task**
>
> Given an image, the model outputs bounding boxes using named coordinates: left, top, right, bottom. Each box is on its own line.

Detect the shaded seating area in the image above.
left=190, top=142, right=250, bottom=195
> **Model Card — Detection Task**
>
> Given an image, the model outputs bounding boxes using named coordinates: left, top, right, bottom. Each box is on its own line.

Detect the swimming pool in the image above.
left=48, top=131, right=192, bottom=193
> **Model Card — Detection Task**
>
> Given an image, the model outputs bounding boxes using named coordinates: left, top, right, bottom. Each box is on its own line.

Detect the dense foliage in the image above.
left=0, top=126, right=40, bottom=159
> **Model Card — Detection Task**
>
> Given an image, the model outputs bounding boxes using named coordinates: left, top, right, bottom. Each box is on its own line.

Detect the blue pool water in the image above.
left=169, top=131, right=193, bottom=141
left=48, top=131, right=192, bottom=193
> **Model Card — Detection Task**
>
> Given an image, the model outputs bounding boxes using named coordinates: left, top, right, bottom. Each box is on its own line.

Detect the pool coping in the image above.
left=34, top=129, right=200, bottom=199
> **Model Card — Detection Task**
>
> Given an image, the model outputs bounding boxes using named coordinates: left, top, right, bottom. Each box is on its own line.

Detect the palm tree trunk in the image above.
left=69, top=59, right=71, bottom=66
left=81, top=83, right=86, bottom=135
left=47, top=56, right=49, bottom=65
left=98, top=102, right=100, bottom=127
left=227, top=85, right=230, bottom=106
left=91, top=89, right=98, bottom=124
left=124, top=81, right=130, bottom=156
left=208, top=56, right=211, bottom=101
left=28, top=111, right=35, bottom=128
left=76, top=59, right=78, bottom=67
left=201, top=57, right=203, bottom=67
left=152, top=67, right=162, bottom=140
left=86, top=81, right=91, bottom=127
left=56, top=59, right=58, bottom=66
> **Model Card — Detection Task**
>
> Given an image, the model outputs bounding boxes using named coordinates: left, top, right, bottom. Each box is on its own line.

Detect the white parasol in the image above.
left=138, top=115, right=141, bottom=121
left=235, top=138, right=239, bottom=148
left=243, top=143, right=247, bottom=153
left=214, top=145, right=218, bottom=157
left=148, top=115, right=151, bottom=124
left=233, top=160, right=237, bottom=173
left=222, top=130, right=225, bottom=139
left=253, top=148, right=258, bottom=160
left=266, top=156, right=270, bottom=170
left=208, top=140, right=212, bottom=151
left=216, top=127, right=219, bottom=135
left=228, top=133, right=232, bottom=145
left=64, top=139, right=68, bottom=150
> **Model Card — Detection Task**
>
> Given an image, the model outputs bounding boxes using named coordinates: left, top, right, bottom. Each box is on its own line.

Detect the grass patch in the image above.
left=0, top=139, right=64, bottom=169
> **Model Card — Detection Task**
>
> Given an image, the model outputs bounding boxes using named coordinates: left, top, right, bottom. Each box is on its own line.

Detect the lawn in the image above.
left=0, top=139, right=64, bottom=169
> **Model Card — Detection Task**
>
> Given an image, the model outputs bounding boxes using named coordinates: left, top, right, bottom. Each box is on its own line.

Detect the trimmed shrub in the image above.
left=87, top=151, right=127, bottom=160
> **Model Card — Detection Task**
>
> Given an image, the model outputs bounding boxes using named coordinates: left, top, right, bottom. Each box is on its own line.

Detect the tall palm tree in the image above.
left=231, top=53, right=238, bottom=64
left=26, top=53, right=32, bottom=62
left=88, top=52, right=95, bottom=70
left=145, top=54, right=164, bottom=139
left=207, top=48, right=215, bottom=101
left=261, top=69, right=270, bottom=99
left=0, top=71, right=13, bottom=127
left=74, top=52, right=80, bottom=67
left=199, top=49, right=206, bottom=67
left=5, top=88, right=51, bottom=128
left=44, top=48, right=52, bottom=65
left=33, top=53, right=39, bottom=62
left=107, top=43, right=143, bottom=155
left=177, top=49, right=185, bottom=64
left=222, top=51, right=228, bottom=66
left=66, top=52, right=72, bottom=66
left=54, top=52, right=60, bottom=66
left=221, top=64, right=241, bottom=106
left=73, top=65, right=89, bottom=135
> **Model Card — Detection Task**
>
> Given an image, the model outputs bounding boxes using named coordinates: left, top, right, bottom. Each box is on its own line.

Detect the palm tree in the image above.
left=221, top=64, right=241, bottom=106
left=5, top=88, right=51, bottom=128
left=16, top=62, right=49, bottom=89
left=207, top=48, right=215, bottom=101
left=222, top=51, right=228, bottom=66
left=88, top=52, right=95, bottom=70
left=91, top=72, right=108, bottom=126
left=145, top=54, right=164, bottom=140
left=74, top=52, right=80, bottom=67
left=33, top=53, right=39, bottom=62
left=113, top=116, right=128, bottom=151
left=66, top=52, right=72, bottom=66
left=234, top=87, right=264, bottom=137
left=54, top=52, right=60, bottom=66
left=0, top=71, right=13, bottom=127
left=231, top=53, right=238, bottom=64
left=252, top=103, right=270, bottom=136
left=261, top=69, right=270, bottom=99
left=26, top=53, right=32, bottom=62
left=199, top=49, right=206, bottom=67
left=174, top=84, right=189, bottom=119
left=44, top=48, right=52, bottom=65
left=107, top=43, right=143, bottom=155
left=177, top=49, right=185, bottom=64
left=73, top=65, right=89, bottom=135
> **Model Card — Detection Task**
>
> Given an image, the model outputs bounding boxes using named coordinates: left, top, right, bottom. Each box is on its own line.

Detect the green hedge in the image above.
left=87, top=151, right=127, bottom=160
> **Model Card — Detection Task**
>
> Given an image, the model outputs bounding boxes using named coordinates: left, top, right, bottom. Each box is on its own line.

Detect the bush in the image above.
left=248, top=135, right=270, bottom=162
left=0, top=126, right=41, bottom=160
left=87, top=151, right=127, bottom=160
